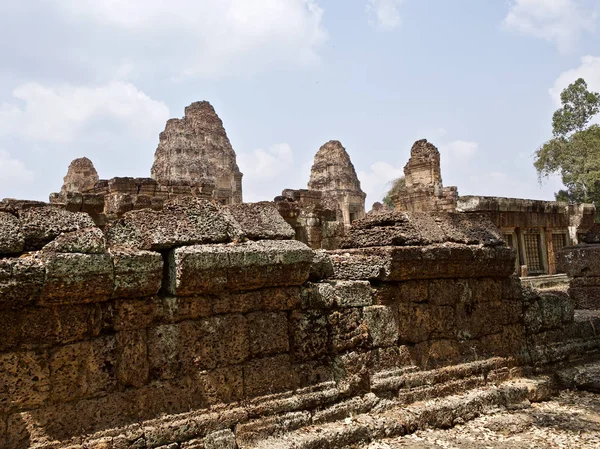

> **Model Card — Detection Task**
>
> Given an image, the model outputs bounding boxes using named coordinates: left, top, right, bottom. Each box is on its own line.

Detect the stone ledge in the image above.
left=557, top=245, right=600, bottom=278
left=169, top=240, right=314, bottom=296
left=328, top=245, right=515, bottom=281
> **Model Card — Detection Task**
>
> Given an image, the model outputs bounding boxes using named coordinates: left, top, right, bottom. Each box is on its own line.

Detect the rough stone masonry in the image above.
left=0, top=198, right=599, bottom=449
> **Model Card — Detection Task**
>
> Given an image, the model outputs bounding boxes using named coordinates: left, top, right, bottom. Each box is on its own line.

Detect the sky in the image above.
left=1, top=0, right=600, bottom=207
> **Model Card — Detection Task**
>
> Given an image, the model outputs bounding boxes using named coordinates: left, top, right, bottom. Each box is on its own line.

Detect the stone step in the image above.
left=242, top=377, right=555, bottom=449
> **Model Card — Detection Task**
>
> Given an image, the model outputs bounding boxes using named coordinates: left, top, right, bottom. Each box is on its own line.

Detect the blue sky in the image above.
left=1, top=0, right=600, bottom=207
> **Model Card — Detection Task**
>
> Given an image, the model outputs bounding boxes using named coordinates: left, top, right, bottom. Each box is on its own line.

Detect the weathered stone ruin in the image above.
left=393, top=139, right=458, bottom=213
left=307, top=140, right=366, bottom=227
left=558, top=225, right=600, bottom=310
left=459, top=196, right=595, bottom=276
left=274, top=189, right=343, bottom=250
left=58, top=157, right=99, bottom=195
left=151, top=101, right=243, bottom=205
left=392, top=139, right=596, bottom=277
left=1, top=199, right=599, bottom=448
left=276, top=140, right=366, bottom=249
left=50, top=102, right=243, bottom=227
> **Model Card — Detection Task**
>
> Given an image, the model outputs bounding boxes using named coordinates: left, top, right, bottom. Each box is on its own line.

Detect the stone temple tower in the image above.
left=60, top=157, right=99, bottom=194
left=394, top=139, right=458, bottom=212
left=308, top=140, right=366, bottom=227
left=151, top=101, right=243, bottom=205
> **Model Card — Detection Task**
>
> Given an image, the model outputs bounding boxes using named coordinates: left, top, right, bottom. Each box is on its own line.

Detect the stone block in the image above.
left=0, top=212, right=24, bottom=255
left=198, top=366, right=244, bottom=405
left=40, top=253, right=114, bottom=305
left=244, top=355, right=296, bottom=398
left=454, top=301, right=504, bottom=338
left=557, top=245, right=600, bottom=277
left=148, top=324, right=181, bottom=380
left=204, top=429, right=237, bottom=449
left=111, top=249, right=163, bottom=298
left=0, top=304, right=102, bottom=352
left=290, top=310, right=329, bottom=361
left=331, top=280, right=373, bottom=307
left=334, top=351, right=370, bottom=395
left=54, top=303, right=104, bottom=344
left=0, top=257, right=44, bottom=309
left=0, top=307, right=56, bottom=352
left=329, top=245, right=515, bottom=281
left=17, top=206, right=96, bottom=251
left=342, top=211, right=504, bottom=248
left=40, top=227, right=106, bottom=254
left=397, top=303, right=455, bottom=343
left=248, top=312, right=289, bottom=357
left=538, top=292, right=574, bottom=328
left=169, top=240, right=313, bottom=296
left=180, top=315, right=249, bottom=371
left=0, top=351, right=50, bottom=413
left=49, top=337, right=117, bottom=402
left=154, top=295, right=212, bottom=323
left=369, top=345, right=414, bottom=372
left=309, top=250, right=334, bottom=281
left=301, top=282, right=336, bottom=309
left=109, top=298, right=157, bottom=331
left=116, top=329, right=149, bottom=388
left=398, top=280, right=429, bottom=303
left=364, top=305, right=399, bottom=347
left=502, top=276, right=524, bottom=300
left=106, top=198, right=243, bottom=250
left=569, top=287, right=600, bottom=310
left=226, top=202, right=295, bottom=240
left=410, top=339, right=461, bottom=369
left=293, top=361, right=335, bottom=387
left=328, top=309, right=368, bottom=352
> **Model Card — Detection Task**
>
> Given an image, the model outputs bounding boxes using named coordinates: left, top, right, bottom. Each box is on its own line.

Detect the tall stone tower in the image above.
left=394, top=139, right=457, bottom=212
left=60, top=157, right=99, bottom=194
left=308, top=140, right=366, bottom=227
left=151, top=101, right=243, bottom=205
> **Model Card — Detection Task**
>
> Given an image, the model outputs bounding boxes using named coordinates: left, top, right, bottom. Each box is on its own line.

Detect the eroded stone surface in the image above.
left=17, top=207, right=96, bottom=251
left=169, top=240, right=313, bottom=295
left=41, top=227, right=106, bottom=254
left=106, top=197, right=243, bottom=250
left=343, top=211, right=504, bottom=248
left=0, top=256, right=45, bottom=309
left=227, top=202, right=295, bottom=240
left=0, top=212, right=24, bottom=255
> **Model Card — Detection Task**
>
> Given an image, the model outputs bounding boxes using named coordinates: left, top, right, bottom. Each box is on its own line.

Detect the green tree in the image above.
left=382, top=176, right=405, bottom=208
left=535, top=78, right=600, bottom=205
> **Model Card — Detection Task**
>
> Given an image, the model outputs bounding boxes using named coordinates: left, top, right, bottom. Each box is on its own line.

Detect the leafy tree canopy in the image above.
left=535, top=78, right=600, bottom=206
left=382, top=176, right=405, bottom=208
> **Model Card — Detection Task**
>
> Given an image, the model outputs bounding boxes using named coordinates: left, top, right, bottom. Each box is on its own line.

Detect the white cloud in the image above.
left=56, top=0, right=327, bottom=78
left=0, top=81, right=169, bottom=143
left=358, top=161, right=404, bottom=205
left=441, top=140, right=478, bottom=162
left=0, top=151, right=35, bottom=187
left=503, top=0, right=598, bottom=53
left=366, top=0, right=405, bottom=31
left=549, top=55, right=600, bottom=107
left=238, top=143, right=294, bottom=179
left=238, top=142, right=308, bottom=203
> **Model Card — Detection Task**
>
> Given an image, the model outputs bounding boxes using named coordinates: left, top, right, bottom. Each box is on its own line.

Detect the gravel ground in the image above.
left=364, top=390, right=600, bottom=449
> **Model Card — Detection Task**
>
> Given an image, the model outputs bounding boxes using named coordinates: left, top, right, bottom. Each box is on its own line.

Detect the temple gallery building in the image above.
left=392, top=139, right=595, bottom=276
